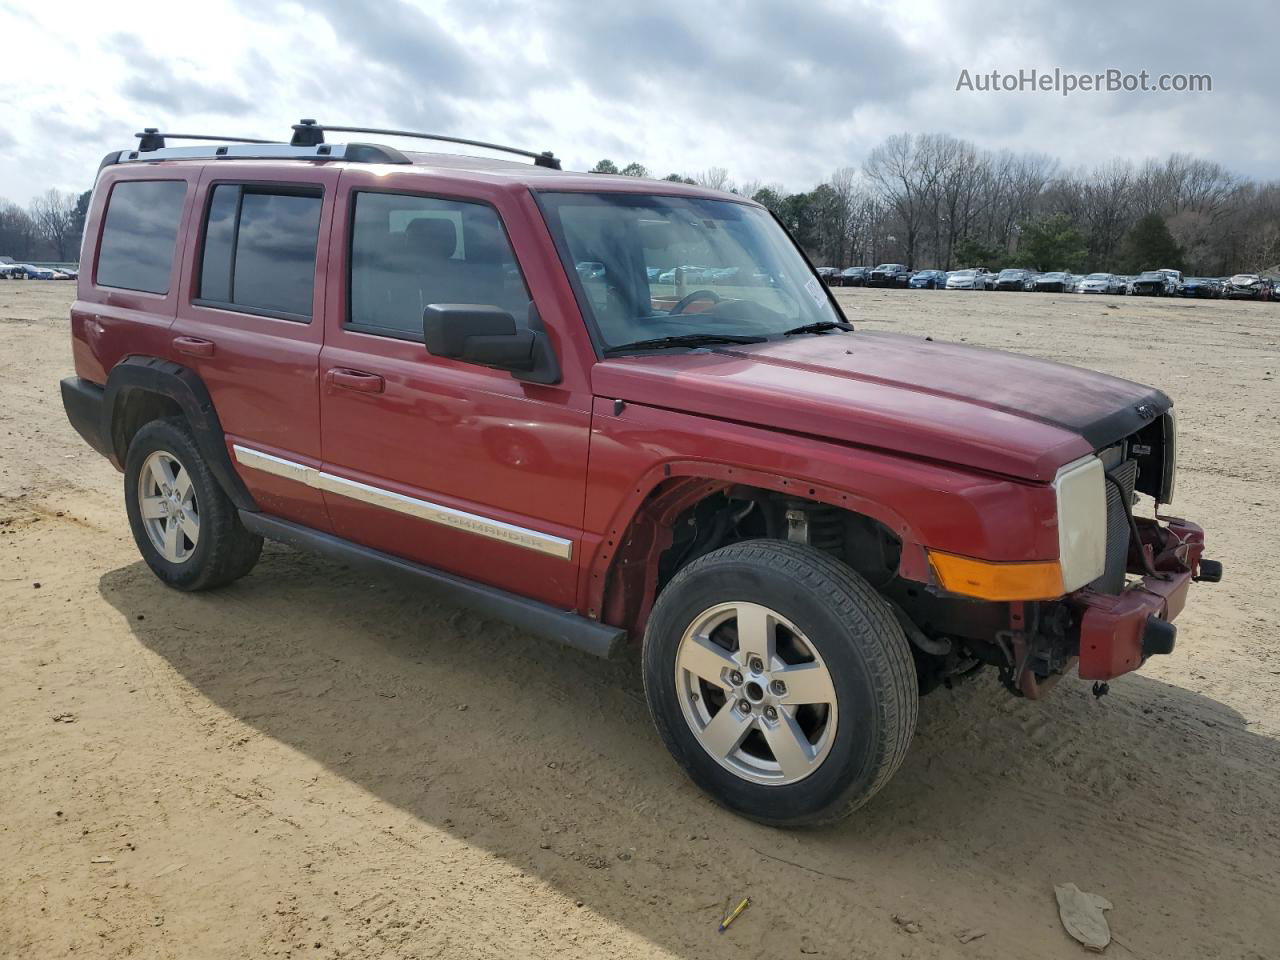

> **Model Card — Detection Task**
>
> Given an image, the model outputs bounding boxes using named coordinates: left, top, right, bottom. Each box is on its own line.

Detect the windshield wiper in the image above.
left=604, top=333, right=768, bottom=356
left=782, top=320, right=854, bottom=336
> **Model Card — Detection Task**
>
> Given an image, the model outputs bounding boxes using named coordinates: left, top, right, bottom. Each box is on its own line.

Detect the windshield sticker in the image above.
left=805, top=276, right=826, bottom=307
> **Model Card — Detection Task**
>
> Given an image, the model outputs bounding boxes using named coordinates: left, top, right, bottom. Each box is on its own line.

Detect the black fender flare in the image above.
left=103, top=356, right=258, bottom=512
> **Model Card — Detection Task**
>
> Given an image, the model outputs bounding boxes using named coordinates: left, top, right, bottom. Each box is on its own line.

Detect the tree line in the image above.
left=592, top=134, right=1280, bottom=276
left=0, top=189, right=92, bottom=263
left=8, top=136, right=1277, bottom=275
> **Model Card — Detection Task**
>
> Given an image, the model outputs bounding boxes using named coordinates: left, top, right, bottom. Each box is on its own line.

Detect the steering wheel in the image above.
left=668, top=289, right=721, bottom=316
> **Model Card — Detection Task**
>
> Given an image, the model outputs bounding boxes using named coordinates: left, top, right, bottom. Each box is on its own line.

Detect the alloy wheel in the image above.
left=674, top=601, right=838, bottom=785
left=137, top=450, right=200, bottom=563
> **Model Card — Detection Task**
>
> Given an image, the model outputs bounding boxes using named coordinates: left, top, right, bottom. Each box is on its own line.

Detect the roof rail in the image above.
left=135, top=128, right=279, bottom=151
left=117, top=142, right=412, bottom=165
left=289, top=119, right=562, bottom=169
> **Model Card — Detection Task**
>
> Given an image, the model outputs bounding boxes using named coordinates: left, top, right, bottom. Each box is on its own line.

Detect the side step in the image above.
left=239, top=512, right=626, bottom=659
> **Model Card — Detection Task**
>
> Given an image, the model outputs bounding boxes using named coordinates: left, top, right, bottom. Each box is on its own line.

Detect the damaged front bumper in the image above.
left=1071, top=515, right=1220, bottom=682
left=1000, top=516, right=1220, bottom=699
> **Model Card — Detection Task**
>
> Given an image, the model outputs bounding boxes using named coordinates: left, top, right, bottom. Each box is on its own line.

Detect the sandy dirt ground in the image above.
left=2, top=280, right=1278, bottom=960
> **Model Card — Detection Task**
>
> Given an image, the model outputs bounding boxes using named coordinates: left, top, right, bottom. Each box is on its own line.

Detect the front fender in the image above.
left=579, top=398, right=1059, bottom=619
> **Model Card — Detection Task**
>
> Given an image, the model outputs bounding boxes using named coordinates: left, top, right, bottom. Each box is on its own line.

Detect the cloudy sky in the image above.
left=0, top=0, right=1275, bottom=205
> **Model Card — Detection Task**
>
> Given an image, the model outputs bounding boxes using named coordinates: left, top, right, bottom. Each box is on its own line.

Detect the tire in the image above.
left=642, top=540, right=917, bottom=826
left=123, top=416, right=262, bottom=591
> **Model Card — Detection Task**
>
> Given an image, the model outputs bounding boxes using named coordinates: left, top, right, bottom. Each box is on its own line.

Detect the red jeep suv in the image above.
left=61, top=122, right=1220, bottom=825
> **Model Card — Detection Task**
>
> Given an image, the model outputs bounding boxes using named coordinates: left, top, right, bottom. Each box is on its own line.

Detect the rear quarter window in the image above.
left=96, top=180, right=188, bottom=294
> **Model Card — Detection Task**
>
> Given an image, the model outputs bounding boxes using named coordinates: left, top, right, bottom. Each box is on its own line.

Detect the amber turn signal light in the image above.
left=927, top=550, right=1066, bottom=602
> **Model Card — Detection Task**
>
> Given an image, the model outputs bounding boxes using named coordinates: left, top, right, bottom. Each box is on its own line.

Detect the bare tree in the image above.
left=0, top=199, right=41, bottom=260
left=693, top=167, right=733, bottom=192
left=864, top=134, right=929, bottom=268
left=29, top=189, right=78, bottom=261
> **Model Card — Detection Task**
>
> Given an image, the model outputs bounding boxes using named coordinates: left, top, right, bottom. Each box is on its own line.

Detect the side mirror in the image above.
left=422, top=304, right=560, bottom=385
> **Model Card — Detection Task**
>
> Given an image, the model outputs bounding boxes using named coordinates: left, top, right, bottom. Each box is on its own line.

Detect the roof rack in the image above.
left=289, top=119, right=562, bottom=169
left=135, top=128, right=279, bottom=151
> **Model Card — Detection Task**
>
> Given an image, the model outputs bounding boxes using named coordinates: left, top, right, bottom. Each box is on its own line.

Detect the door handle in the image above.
left=173, top=336, right=216, bottom=358
left=327, top=368, right=385, bottom=394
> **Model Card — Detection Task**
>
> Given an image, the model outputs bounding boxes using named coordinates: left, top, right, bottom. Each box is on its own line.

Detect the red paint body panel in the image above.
left=313, top=167, right=595, bottom=608
left=169, top=165, right=342, bottom=530
left=71, top=164, right=204, bottom=384
left=591, top=333, right=1159, bottom=483
left=579, top=396, right=1062, bottom=614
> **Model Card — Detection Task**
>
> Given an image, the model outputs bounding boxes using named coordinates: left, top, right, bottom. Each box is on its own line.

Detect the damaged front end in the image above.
left=994, top=414, right=1221, bottom=698
left=904, top=410, right=1222, bottom=700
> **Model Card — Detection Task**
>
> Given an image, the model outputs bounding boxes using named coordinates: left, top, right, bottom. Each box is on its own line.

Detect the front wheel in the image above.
left=642, top=540, right=918, bottom=826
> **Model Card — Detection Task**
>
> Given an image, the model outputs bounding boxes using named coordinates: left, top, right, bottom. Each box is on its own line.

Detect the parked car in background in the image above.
left=908, top=269, right=948, bottom=289
left=815, top=266, right=840, bottom=284
left=22, top=265, right=58, bottom=279
left=836, top=266, right=870, bottom=287
left=1130, top=270, right=1178, bottom=296
left=993, top=268, right=1032, bottom=291
left=1224, top=274, right=1274, bottom=300
left=1033, top=271, right=1073, bottom=293
left=1077, top=273, right=1124, bottom=295
left=945, top=268, right=987, bottom=290
left=868, top=263, right=912, bottom=287
left=0, top=263, right=21, bottom=279
left=1159, top=269, right=1184, bottom=291
left=1178, top=277, right=1221, bottom=298
left=657, top=265, right=711, bottom=284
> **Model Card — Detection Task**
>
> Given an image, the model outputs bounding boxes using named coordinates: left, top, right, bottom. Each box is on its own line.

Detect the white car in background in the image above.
left=945, top=268, right=990, bottom=290
left=1077, top=273, right=1122, bottom=294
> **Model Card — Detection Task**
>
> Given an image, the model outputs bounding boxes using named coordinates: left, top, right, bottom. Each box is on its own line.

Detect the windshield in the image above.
left=1086, top=273, right=1109, bottom=280
left=538, top=192, right=842, bottom=351
left=998, top=269, right=1022, bottom=278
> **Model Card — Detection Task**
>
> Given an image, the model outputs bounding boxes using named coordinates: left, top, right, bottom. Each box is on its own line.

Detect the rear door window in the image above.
left=96, top=180, right=188, bottom=294
left=197, top=184, right=323, bottom=321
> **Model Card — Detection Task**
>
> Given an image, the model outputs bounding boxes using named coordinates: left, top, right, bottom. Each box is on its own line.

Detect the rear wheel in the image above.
left=124, top=417, right=262, bottom=591
left=643, top=540, right=917, bottom=826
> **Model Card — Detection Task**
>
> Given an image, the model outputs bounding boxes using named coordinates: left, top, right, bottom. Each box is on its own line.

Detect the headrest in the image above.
left=405, top=217, right=457, bottom=259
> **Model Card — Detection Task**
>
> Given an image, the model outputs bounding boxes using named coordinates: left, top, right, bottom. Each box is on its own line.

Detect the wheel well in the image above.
left=600, top=481, right=903, bottom=639
left=102, top=357, right=257, bottom=513
left=109, top=388, right=183, bottom=463
left=601, top=481, right=1003, bottom=698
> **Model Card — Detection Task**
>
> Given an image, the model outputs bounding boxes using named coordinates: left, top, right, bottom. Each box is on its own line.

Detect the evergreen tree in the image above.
left=1012, top=214, right=1088, bottom=271
left=1119, top=213, right=1184, bottom=272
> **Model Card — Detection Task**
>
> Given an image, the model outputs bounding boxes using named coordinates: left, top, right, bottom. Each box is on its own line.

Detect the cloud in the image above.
left=0, top=0, right=1277, bottom=206
left=105, top=34, right=258, bottom=118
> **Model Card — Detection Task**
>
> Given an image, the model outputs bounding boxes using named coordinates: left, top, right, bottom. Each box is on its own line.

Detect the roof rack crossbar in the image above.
left=136, top=128, right=279, bottom=152
left=290, top=119, right=561, bottom=169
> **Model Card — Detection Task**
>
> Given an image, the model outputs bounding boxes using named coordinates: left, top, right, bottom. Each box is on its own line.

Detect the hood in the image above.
left=592, top=331, right=1170, bottom=482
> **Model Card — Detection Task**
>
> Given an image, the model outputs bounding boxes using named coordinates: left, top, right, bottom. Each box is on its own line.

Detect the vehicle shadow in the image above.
left=98, top=544, right=1280, bottom=958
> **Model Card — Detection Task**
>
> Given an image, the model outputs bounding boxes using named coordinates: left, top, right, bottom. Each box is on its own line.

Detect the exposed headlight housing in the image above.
left=1158, top=409, right=1176, bottom=504
left=1054, top=455, right=1108, bottom=592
